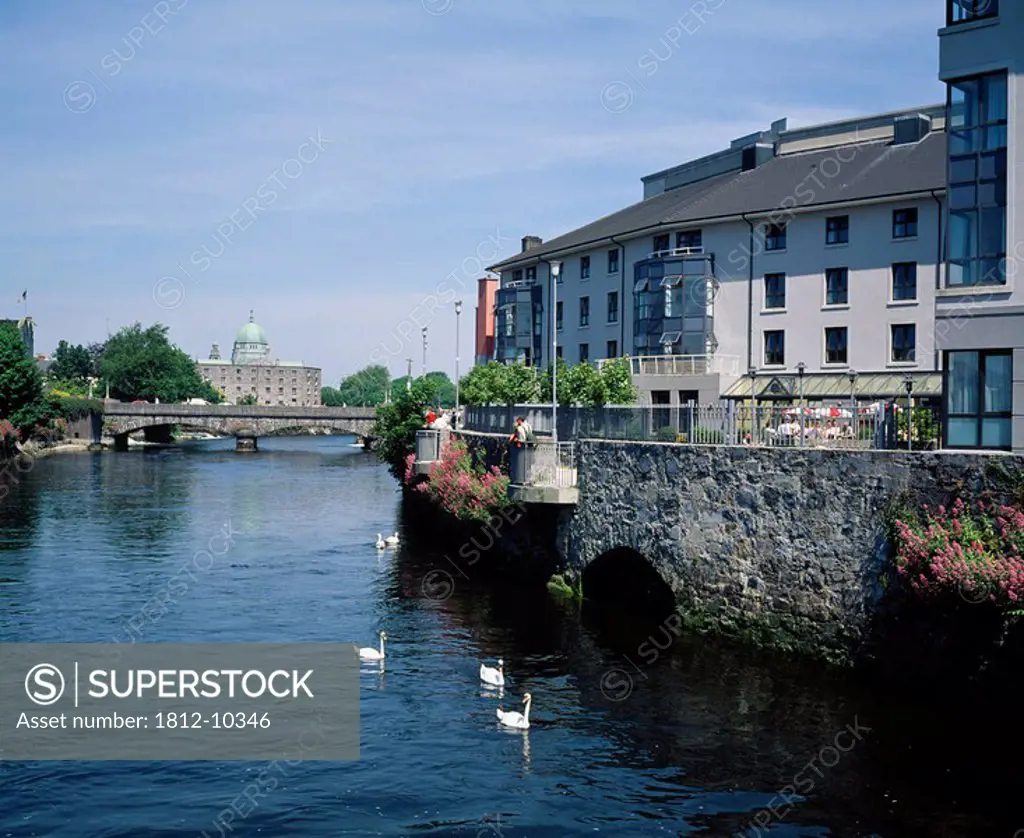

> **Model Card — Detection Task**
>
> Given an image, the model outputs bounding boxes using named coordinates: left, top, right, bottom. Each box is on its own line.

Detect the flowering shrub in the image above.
left=0, top=419, right=18, bottom=453
left=407, top=439, right=510, bottom=523
left=892, top=497, right=1024, bottom=607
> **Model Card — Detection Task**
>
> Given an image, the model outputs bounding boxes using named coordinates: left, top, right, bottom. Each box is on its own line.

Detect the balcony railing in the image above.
left=626, top=354, right=742, bottom=377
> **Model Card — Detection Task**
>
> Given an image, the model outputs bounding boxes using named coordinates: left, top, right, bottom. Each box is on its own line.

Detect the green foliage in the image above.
left=237, top=393, right=258, bottom=406
left=0, top=322, right=44, bottom=432
left=540, top=357, right=638, bottom=407
left=49, top=340, right=94, bottom=383
left=459, top=361, right=541, bottom=405
left=373, top=377, right=438, bottom=479
left=46, top=393, right=103, bottom=421
left=334, top=364, right=391, bottom=406
left=320, top=386, right=342, bottom=406
left=896, top=406, right=940, bottom=449
left=99, top=322, right=220, bottom=403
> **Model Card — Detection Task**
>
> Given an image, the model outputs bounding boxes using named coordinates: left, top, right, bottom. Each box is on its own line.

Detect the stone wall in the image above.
left=565, top=442, right=1024, bottom=663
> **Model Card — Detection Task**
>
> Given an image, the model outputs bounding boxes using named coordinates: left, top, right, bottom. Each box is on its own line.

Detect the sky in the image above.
left=0, top=0, right=947, bottom=386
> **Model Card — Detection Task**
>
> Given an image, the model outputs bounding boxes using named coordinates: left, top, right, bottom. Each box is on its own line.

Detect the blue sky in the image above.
left=0, top=0, right=945, bottom=385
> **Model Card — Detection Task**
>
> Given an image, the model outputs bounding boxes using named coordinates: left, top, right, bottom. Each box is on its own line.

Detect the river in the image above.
left=0, top=436, right=1021, bottom=837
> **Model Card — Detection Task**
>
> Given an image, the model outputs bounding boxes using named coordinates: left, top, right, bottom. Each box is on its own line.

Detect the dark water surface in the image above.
left=1, top=436, right=1021, bottom=837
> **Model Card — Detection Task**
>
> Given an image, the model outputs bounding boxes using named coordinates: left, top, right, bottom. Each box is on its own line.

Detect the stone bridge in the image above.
left=103, top=403, right=377, bottom=449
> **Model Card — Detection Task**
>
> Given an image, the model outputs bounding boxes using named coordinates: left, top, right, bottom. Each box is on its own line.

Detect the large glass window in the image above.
left=653, top=234, right=670, bottom=254
left=945, top=350, right=1012, bottom=449
left=893, top=208, right=918, bottom=239
left=676, top=230, right=702, bottom=251
left=948, top=72, right=1007, bottom=286
left=607, top=249, right=619, bottom=274
left=947, top=0, right=998, bottom=25
left=580, top=256, right=590, bottom=279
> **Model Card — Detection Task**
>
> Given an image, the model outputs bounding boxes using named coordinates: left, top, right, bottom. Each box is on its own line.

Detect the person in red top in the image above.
left=425, top=408, right=437, bottom=426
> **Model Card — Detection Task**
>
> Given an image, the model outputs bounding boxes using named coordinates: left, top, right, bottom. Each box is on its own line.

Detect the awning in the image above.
left=723, top=371, right=942, bottom=400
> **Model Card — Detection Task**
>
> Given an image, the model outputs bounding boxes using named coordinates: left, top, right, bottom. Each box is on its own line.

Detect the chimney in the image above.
left=521, top=235, right=543, bottom=253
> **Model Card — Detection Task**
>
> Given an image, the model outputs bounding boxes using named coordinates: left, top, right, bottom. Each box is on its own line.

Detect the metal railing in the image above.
left=509, top=441, right=577, bottom=488
left=463, top=403, right=942, bottom=451
left=626, top=354, right=743, bottom=377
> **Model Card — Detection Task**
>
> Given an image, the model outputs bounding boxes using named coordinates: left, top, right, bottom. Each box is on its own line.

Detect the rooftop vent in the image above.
left=893, top=114, right=931, bottom=146
left=521, top=235, right=543, bottom=253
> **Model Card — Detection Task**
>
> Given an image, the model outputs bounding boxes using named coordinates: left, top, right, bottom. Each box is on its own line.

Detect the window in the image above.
left=607, top=291, right=618, bottom=323
left=947, top=0, right=998, bottom=25
left=824, top=327, right=848, bottom=365
left=579, top=343, right=589, bottom=363
left=555, top=301, right=563, bottom=331
left=653, top=233, right=670, bottom=254
left=891, top=324, right=916, bottom=363
left=945, top=349, right=1012, bottom=449
left=526, top=266, right=536, bottom=281
left=607, top=249, right=619, bottom=273
left=764, top=330, right=785, bottom=366
left=512, top=269, right=523, bottom=282
left=556, top=345, right=563, bottom=359
left=579, top=296, right=590, bottom=327
left=676, top=230, right=702, bottom=251
left=764, top=273, right=786, bottom=310
left=606, top=340, right=618, bottom=358
left=580, top=256, right=590, bottom=279
left=892, top=262, right=917, bottom=301
left=764, top=223, right=787, bottom=251
left=948, top=72, right=1008, bottom=286
left=893, top=208, right=918, bottom=238
left=826, top=215, right=849, bottom=245
left=825, top=268, right=848, bottom=306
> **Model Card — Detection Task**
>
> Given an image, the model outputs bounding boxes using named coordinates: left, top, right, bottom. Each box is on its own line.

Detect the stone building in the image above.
left=196, top=311, right=322, bottom=406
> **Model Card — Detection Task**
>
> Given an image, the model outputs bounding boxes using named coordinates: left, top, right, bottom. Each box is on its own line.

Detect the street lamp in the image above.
left=847, top=369, right=857, bottom=435
left=421, top=327, right=428, bottom=376
left=550, top=260, right=562, bottom=443
left=796, top=361, right=806, bottom=447
left=747, top=365, right=758, bottom=444
left=454, top=299, right=463, bottom=428
left=903, top=374, right=914, bottom=451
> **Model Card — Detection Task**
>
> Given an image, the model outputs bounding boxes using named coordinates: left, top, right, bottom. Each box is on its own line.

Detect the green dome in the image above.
left=236, top=313, right=268, bottom=345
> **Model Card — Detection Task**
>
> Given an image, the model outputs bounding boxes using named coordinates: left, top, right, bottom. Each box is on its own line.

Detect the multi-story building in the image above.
left=196, top=312, right=322, bottom=406
left=485, top=1, right=1022, bottom=452
left=490, top=108, right=946, bottom=405
left=936, top=0, right=1021, bottom=451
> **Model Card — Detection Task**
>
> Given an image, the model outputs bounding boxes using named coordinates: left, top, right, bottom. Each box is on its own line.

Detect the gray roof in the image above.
left=490, top=132, right=946, bottom=271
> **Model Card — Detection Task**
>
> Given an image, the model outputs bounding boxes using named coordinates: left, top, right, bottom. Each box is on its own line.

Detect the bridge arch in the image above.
left=582, top=547, right=676, bottom=618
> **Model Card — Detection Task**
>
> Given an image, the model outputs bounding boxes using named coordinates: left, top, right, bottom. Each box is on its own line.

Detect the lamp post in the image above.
left=421, top=327, right=428, bottom=376
left=405, top=358, right=413, bottom=392
left=550, top=260, right=562, bottom=443
left=796, top=361, right=806, bottom=447
left=454, top=299, right=463, bottom=428
left=847, top=369, right=857, bottom=436
left=747, top=365, right=758, bottom=444
left=903, top=375, right=914, bottom=451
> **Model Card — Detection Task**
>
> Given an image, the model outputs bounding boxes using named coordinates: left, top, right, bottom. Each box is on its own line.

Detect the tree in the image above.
left=0, top=322, right=44, bottom=431
left=238, top=393, right=258, bottom=406
left=336, top=364, right=390, bottom=406
left=320, top=386, right=343, bottom=406
left=540, top=357, right=637, bottom=406
left=98, top=322, right=221, bottom=403
left=599, top=357, right=638, bottom=405
left=50, top=340, right=94, bottom=383
left=373, top=377, right=438, bottom=480
left=458, top=362, right=540, bottom=406
left=423, top=371, right=455, bottom=407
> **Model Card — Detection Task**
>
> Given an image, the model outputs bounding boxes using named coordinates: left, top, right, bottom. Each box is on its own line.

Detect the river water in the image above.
left=0, top=436, right=1021, bottom=837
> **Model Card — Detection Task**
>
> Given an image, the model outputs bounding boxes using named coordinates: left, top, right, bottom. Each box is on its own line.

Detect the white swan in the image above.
left=358, top=631, right=386, bottom=661
left=480, top=659, right=505, bottom=687
left=375, top=534, right=385, bottom=550
left=496, top=692, right=531, bottom=730
left=384, top=532, right=400, bottom=546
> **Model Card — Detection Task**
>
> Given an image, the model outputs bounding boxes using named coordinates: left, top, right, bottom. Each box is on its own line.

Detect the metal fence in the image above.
left=463, top=402, right=942, bottom=451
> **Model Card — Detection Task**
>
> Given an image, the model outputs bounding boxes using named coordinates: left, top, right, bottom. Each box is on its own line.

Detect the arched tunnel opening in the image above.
left=582, top=548, right=677, bottom=621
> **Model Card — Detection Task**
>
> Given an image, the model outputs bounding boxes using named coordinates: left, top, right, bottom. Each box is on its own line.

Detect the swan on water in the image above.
left=480, top=659, right=505, bottom=687
left=358, top=631, right=386, bottom=661
left=384, top=532, right=400, bottom=546
left=375, top=534, right=386, bottom=549
left=496, top=692, right=531, bottom=730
